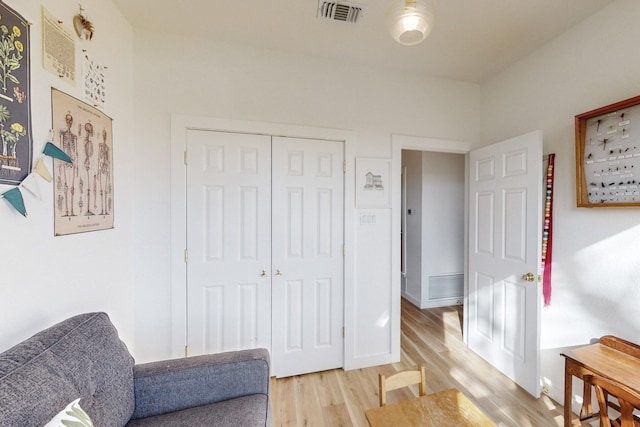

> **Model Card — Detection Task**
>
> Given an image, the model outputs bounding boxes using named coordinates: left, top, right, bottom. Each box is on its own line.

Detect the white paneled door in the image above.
left=186, top=130, right=344, bottom=377
left=468, top=131, right=543, bottom=397
left=186, top=130, right=272, bottom=356
left=271, top=137, right=344, bottom=377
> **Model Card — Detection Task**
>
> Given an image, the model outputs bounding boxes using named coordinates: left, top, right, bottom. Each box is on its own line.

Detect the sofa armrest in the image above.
left=130, top=348, right=270, bottom=419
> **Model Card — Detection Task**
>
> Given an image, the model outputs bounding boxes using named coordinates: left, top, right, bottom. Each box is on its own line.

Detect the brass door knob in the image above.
left=275, top=269, right=282, bottom=277
left=522, top=272, right=536, bottom=282
left=260, top=269, right=268, bottom=278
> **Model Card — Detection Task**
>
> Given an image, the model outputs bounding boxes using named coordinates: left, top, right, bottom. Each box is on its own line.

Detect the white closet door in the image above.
left=186, top=130, right=272, bottom=355
left=271, top=136, right=344, bottom=377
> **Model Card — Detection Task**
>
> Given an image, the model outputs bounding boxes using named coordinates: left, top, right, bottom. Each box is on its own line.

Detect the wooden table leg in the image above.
left=564, top=358, right=574, bottom=427
left=580, top=380, right=593, bottom=419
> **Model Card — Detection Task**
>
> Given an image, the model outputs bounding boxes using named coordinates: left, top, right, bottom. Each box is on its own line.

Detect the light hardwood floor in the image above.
left=270, top=298, right=591, bottom=427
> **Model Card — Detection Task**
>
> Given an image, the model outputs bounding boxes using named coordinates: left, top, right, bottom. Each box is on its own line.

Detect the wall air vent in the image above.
left=318, top=1, right=362, bottom=23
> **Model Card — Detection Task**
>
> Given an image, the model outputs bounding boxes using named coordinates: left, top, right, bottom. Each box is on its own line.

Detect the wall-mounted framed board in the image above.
left=575, top=95, right=640, bottom=207
left=356, top=157, right=390, bottom=208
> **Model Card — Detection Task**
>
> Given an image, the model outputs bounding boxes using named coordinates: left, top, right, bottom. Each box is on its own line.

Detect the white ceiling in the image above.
left=112, top=0, right=614, bottom=84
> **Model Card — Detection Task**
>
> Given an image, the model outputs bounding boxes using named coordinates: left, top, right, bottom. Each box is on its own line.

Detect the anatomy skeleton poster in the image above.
left=51, top=88, right=113, bottom=235
left=0, top=3, right=32, bottom=185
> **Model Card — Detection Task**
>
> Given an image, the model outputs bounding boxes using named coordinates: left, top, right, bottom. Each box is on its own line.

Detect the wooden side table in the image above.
left=562, top=343, right=640, bottom=427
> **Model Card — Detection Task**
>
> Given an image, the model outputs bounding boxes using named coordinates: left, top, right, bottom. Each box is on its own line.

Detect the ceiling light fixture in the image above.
left=387, top=0, right=436, bottom=46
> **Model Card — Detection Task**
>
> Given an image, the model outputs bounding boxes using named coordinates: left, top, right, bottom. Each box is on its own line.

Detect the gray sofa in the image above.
left=0, top=312, right=272, bottom=426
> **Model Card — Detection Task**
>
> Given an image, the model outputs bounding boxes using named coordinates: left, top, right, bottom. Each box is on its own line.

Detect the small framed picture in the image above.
left=356, top=157, right=391, bottom=208
left=575, top=95, right=640, bottom=207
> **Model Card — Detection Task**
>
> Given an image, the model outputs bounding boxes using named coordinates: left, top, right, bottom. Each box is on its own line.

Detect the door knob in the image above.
left=275, top=269, right=282, bottom=277
left=260, top=269, right=267, bottom=278
left=522, top=272, right=535, bottom=282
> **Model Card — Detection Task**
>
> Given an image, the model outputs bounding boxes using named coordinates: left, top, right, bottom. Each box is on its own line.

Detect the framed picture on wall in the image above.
left=356, top=157, right=390, bottom=208
left=575, top=95, right=640, bottom=207
left=51, top=88, right=114, bottom=235
left=0, top=3, right=32, bottom=186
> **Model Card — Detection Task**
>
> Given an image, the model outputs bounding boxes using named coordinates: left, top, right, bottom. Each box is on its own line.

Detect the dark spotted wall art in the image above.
left=576, top=95, right=640, bottom=207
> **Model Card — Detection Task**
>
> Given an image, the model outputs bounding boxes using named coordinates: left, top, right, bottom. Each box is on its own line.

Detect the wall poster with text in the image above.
left=0, top=3, right=32, bottom=185
left=51, top=88, right=113, bottom=236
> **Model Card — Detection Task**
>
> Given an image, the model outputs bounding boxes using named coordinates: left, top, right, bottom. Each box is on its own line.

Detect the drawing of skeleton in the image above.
left=98, top=128, right=110, bottom=215
left=82, top=121, right=94, bottom=216
left=58, top=113, right=78, bottom=216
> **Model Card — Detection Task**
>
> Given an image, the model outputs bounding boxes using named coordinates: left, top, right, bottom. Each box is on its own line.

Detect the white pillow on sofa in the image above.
left=45, top=398, right=94, bottom=427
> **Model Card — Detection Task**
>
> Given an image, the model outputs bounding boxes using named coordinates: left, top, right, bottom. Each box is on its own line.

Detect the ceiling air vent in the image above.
left=318, top=1, right=362, bottom=23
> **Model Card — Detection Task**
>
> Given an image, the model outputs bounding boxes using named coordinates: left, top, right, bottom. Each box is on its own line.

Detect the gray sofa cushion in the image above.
left=0, top=312, right=135, bottom=427
left=130, top=350, right=270, bottom=419
left=126, top=394, right=270, bottom=427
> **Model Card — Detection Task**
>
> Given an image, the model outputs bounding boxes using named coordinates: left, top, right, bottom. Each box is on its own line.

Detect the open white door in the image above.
left=468, top=130, right=543, bottom=397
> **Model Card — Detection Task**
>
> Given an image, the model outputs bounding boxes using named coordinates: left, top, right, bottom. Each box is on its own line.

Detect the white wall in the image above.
left=131, top=29, right=481, bottom=362
left=482, top=0, right=640, bottom=408
left=421, top=152, right=464, bottom=275
left=0, top=0, right=135, bottom=352
left=402, top=150, right=465, bottom=308
left=402, top=150, right=423, bottom=304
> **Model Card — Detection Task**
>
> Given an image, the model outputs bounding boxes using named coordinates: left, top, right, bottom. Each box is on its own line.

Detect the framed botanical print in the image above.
left=0, top=3, right=32, bottom=186
left=575, top=95, right=640, bottom=207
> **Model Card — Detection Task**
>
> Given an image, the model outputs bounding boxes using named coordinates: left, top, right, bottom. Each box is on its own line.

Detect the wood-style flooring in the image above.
left=270, top=298, right=591, bottom=426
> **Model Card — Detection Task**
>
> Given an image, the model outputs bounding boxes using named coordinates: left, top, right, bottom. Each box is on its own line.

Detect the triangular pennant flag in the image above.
left=35, top=156, right=52, bottom=182
left=2, top=187, right=27, bottom=217
left=20, top=172, right=41, bottom=199
left=43, top=141, right=72, bottom=163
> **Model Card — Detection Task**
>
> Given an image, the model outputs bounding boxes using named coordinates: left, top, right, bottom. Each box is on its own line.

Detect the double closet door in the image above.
left=185, top=130, right=344, bottom=377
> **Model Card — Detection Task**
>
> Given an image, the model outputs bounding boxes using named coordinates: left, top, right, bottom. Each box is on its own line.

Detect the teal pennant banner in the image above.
left=2, top=187, right=27, bottom=217
left=43, top=142, right=72, bottom=163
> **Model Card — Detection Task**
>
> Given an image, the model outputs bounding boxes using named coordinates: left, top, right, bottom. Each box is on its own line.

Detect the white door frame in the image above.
left=170, top=114, right=356, bottom=363
left=391, top=134, right=472, bottom=362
